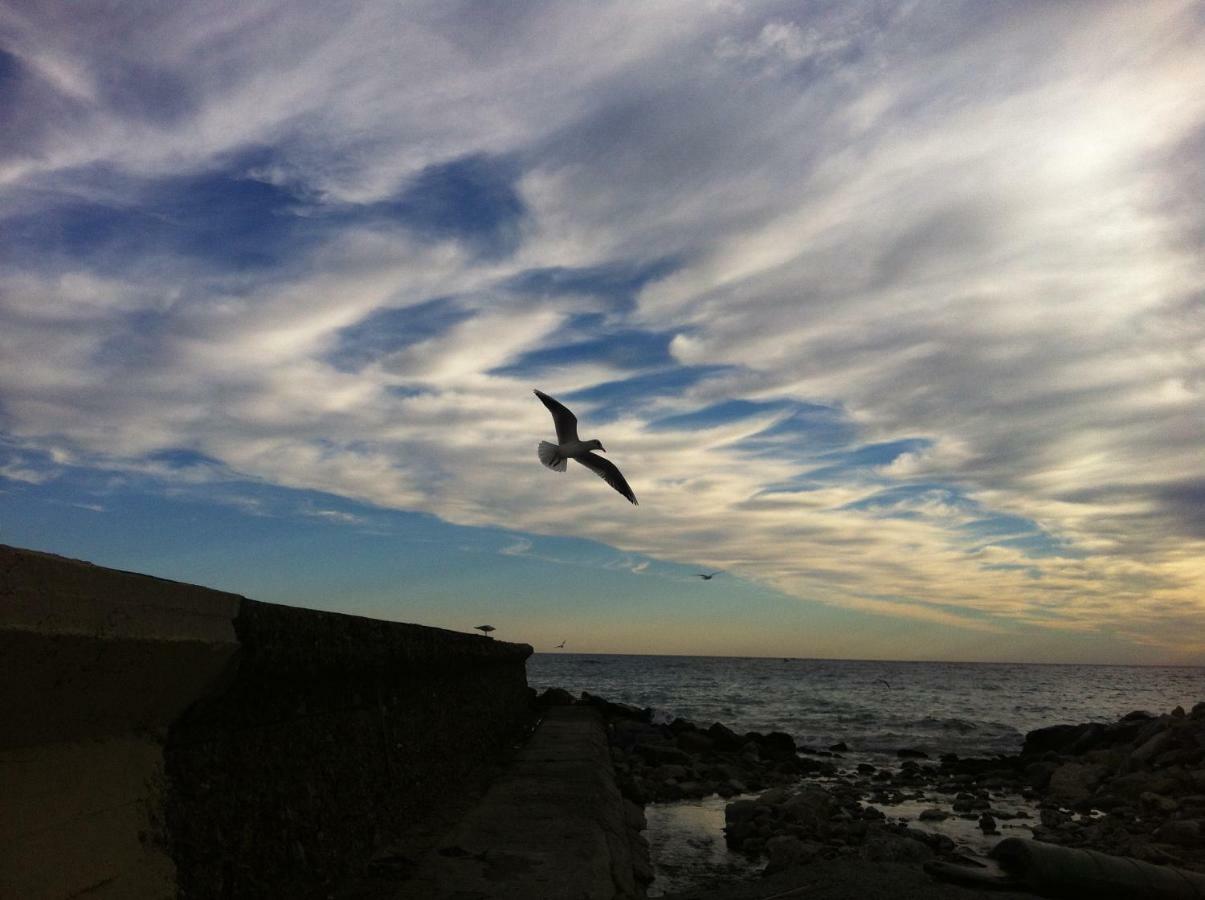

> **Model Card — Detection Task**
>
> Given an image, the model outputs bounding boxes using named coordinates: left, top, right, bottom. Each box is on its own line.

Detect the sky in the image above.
left=1, top=1, right=1202, bottom=663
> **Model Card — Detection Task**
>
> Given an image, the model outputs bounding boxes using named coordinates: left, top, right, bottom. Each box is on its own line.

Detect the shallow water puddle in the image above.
left=644, top=795, right=763, bottom=897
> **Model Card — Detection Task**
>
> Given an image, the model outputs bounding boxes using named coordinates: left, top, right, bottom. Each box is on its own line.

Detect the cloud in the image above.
left=0, top=0, right=1203, bottom=652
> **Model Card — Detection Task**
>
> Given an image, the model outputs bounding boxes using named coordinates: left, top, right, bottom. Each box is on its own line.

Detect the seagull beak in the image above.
left=598, top=444, right=607, bottom=453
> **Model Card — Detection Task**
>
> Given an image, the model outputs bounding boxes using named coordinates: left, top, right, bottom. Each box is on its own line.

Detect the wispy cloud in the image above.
left=1, top=0, right=1202, bottom=654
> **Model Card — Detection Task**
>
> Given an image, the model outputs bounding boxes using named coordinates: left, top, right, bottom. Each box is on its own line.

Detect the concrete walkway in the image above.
left=396, top=705, right=641, bottom=899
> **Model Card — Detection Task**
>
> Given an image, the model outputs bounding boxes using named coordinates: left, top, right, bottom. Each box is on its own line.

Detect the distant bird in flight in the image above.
left=474, top=624, right=496, bottom=637
left=874, top=678, right=891, bottom=689
left=555, top=640, right=566, bottom=649
left=534, top=389, right=637, bottom=505
left=695, top=572, right=721, bottom=580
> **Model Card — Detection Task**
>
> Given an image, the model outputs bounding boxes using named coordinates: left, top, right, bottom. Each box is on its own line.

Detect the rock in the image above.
left=897, top=748, right=929, bottom=759
left=978, top=812, right=998, bottom=834
left=536, top=687, right=575, bottom=707
left=860, top=833, right=932, bottom=863
left=757, top=786, right=793, bottom=806
left=1109, top=771, right=1180, bottom=799
left=762, top=731, right=798, bottom=761
left=611, top=720, right=671, bottom=752
left=780, top=786, right=840, bottom=833
left=650, top=764, right=689, bottom=782
left=1022, top=722, right=1098, bottom=756
left=764, top=835, right=820, bottom=873
left=856, top=763, right=876, bottom=775
left=1130, top=729, right=1174, bottom=765
left=1140, top=792, right=1179, bottom=814
left=1047, top=762, right=1107, bottom=805
left=725, top=799, right=760, bottom=826
left=675, top=730, right=714, bottom=753
left=918, top=808, right=948, bottom=821
left=1172, top=706, right=1186, bottom=718
left=1155, top=819, right=1201, bottom=846
left=637, top=743, right=691, bottom=766
left=829, top=741, right=849, bottom=753
left=707, top=722, right=743, bottom=750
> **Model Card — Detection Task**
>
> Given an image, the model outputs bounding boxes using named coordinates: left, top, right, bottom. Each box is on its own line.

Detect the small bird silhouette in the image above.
left=534, top=389, right=637, bottom=505
left=695, top=572, right=720, bottom=580
left=874, top=678, right=891, bottom=689
left=474, top=624, right=496, bottom=637
left=555, top=640, right=566, bottom=649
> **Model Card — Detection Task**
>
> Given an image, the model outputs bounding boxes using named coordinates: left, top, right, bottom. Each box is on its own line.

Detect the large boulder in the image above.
left=764, top=835, right=821, bottom=873
left=1022, top=723, right=1099, bottom=756
left=707, top=722, right=743, bottom=751
left=762, top=731, right=798, bottom=761
left=1047, top=762, right=1107, bottom=805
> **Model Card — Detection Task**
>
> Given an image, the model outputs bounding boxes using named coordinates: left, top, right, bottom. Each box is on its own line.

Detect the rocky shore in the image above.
left=536, top=688, right=1205, bottom=894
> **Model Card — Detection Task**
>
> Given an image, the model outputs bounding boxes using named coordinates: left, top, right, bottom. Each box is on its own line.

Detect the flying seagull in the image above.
left=874, top=678, right=892, bottom=689
left=555, top=640, right=566, bottom=649
left=474, top=624, right=496, bottom=637
left=695, top=572, right=721, bottom=580
left=534, top=389, right=637, bottom=505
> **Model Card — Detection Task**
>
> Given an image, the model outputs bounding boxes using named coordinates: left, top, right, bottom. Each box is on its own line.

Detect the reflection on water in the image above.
left=644, top=795, right=762, bottom=897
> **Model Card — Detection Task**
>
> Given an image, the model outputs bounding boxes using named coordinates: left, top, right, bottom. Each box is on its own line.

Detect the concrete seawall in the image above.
left=0, top=544, right=534, bottom=899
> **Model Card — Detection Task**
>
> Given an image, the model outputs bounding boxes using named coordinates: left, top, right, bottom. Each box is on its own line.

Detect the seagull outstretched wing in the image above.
left=579, top=451, right=638, bottom=505
left=534, top=389, right=579, bottom=444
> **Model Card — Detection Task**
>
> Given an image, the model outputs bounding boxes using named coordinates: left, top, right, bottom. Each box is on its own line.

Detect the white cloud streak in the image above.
left=1, top=0, right=1202, bottom=654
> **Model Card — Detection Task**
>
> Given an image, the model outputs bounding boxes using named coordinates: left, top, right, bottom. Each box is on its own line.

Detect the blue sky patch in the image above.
left=376, top=154, right=525, bottom=258
left=2, top=150, right=313, bottom=270
left=563, top=365, right=737, bottom=421
left=328, top=297, right=473, bottom=372
left=145, top=448, right=225, bottom=469
left=503, top=257, right=678, bottom=311
left=494, top=327, right=676, bottom=376
left=650, top=398, right=795, bottom=431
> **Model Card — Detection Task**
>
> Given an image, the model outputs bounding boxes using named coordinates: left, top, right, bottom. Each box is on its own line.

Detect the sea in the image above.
left=527, top=655, right=1205, bottom=895
left=527, top=654, right=1205, bottom=761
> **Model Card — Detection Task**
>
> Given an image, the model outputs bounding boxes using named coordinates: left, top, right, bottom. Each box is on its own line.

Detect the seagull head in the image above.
left=588, top=439, right=605, bottom=452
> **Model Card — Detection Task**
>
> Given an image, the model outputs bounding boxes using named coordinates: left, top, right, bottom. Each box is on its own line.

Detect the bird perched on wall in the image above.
left=533, top=389, right=637, bottom=505
left=474, top=624, right=496, bottom=637
left=695, top=572, right=720, bottom=580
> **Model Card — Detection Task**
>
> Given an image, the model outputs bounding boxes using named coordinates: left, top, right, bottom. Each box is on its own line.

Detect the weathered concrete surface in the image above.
left=167, top=599, right=535, bottom=899
left=1, top=544, right=243, bottom=900
left=399, top=705, right=644, bottom=900
left=1, top=544, right=536, bottom=900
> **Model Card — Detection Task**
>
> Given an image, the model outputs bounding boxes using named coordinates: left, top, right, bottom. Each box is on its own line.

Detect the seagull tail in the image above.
left=538, top=441, right=567, bottom=472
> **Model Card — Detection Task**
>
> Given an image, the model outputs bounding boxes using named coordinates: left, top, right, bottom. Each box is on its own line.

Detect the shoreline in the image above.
left=534, top=689, right=1205, bottom=897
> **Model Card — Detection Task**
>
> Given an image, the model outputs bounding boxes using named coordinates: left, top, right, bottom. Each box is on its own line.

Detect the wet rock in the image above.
left=828, top=741, right=849, bottom=753
left=978, top=812, right=998, bottom=834
left=897, top=748, right=929, bottom=759
left=918, top=808, right=948, bottom=821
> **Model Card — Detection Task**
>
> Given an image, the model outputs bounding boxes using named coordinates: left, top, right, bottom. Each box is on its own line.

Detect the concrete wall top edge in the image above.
left=1, top=544, right=532, bottom=665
